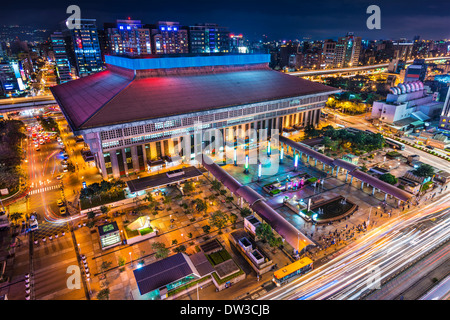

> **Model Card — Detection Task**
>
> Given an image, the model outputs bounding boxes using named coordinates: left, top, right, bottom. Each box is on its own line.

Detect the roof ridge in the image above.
left=78, top=70, right=136, bottom=129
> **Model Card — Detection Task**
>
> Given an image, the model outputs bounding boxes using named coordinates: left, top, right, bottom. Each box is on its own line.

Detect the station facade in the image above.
left=51, top=54, right=339, bottom=179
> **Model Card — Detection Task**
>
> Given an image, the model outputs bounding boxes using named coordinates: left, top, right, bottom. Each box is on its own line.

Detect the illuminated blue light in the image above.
left=173, top=27, right=178, bottom=31
left=105, top=54, right=271, bottom=70
left=119, top=26, right=123, bottom=30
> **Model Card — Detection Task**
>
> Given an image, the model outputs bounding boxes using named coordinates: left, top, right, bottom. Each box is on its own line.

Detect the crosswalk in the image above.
left=28, top=185, right=60, bottom=195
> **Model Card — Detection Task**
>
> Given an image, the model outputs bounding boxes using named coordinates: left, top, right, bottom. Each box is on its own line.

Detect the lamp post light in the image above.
left=244, top=154, right=249, bottom=174
left=280, top=146, right=284, bottom=164
left=234, top=148, right=237, bottom=166
left=294, top=153, right=299, bottom=172
left=257, top=161, right=262, bottom=181
left=267, top=140, right=271, bottom=156
left=129, top=251, right=133, bottom=267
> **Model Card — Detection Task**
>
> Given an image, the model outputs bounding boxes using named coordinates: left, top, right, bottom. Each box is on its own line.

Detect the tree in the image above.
left=100, top=205, right=109, bottom=215
left=173, top=245, right=186, bottom=253
left=100, top=261, right=112, bottom=277
left=379, top=173, right=398, bottom=185
left=229, top=213, right=238, bottom=226
left=211, top=179, right=222, bottom=192
left=413, top=163, right=435, bottom=178
left=163, top=195, right=172, bottom=205
left=256, top=223, right=274, bottom=243
left=195, top=198, right=207, bottom=214
left=269, top=236, right=283, bottom=248
left=96, top=288, right=110, bottom=300
left=118, top=256, right=125, bottom=269
left=209, top=210, right=229, bottom=232
left=202, top=225, right=211, bottom=234
left=151, top=242, right=169, bottom=259
left=240, top=207, right=252, bottom=218
left=182, top=181, right=195, bottom=194
left=87, top=211, right=96, bottom=220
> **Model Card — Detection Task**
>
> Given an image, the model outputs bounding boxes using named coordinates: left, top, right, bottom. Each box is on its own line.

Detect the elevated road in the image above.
left=262, top=192, right=450, bottom=300
left=287, top=56, right=450, bottom=77
left=0, top=95, right=56, bottom=112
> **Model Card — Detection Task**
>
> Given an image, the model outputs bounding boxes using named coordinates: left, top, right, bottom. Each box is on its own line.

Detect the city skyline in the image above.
left=1, top=0, right=450, bottom=41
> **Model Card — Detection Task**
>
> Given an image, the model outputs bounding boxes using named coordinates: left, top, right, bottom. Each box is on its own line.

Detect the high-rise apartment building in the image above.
left=322, top=39, right=336, bottom=68
left=61, top=19, right=103, bottom=77
left=334, top=33, right=361, bottom=68
left=105, top=19, right=151, bottom=56
left=149, top=21, right=188, bottom=54
left=188, top=23, right=230, bottom=53
left=50, top=31, right=72, bottom=83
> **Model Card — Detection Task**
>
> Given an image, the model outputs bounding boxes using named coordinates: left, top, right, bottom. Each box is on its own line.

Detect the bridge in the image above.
left=287, top=56, right=450, bottom=77
left=0, top=95, right=56, bottom=112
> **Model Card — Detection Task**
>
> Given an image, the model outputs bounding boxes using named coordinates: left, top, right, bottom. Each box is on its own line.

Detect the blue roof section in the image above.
left=133, top=253, right=197, bottom=296
left=105, top=54, right=271, bottom=70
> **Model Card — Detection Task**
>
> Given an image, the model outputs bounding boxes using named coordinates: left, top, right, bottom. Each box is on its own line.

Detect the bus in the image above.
left=273, top=257, right=314, bottom=287
left=385, top=137, right=405, bottom=150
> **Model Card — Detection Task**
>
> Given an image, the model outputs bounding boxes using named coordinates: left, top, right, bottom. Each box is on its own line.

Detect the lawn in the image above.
left=139, top=227, right=154, bottom=236
left=206, top=249, right=232, bottom=266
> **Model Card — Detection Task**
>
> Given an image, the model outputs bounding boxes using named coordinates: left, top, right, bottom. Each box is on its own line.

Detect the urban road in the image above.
left=261, top=192, right=450, bottom=300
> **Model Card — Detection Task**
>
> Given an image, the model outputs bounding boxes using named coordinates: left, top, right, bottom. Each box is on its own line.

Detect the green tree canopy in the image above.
left=413, top=164, right=435, bottom=178
left=151, top=242, right=169, bottom=259
left=379, top=173, right=398, bottom=185
left=209, top=210, right=229, bottom=230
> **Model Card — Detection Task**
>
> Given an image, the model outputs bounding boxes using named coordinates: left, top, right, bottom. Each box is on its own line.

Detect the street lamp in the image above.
left=244, top=154, right=249, bottom=174
left=129, top=252, right=133, bottom=267
left=258, top=161, right=262, bottom=181
left=280, top=146, right=284, bottom=163
left=294, top=153, right=299, bottom=172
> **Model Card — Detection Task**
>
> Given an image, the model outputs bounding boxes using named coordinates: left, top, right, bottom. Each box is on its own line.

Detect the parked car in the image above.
left=57, top=199, right=64, bottom=207
left=59, top=207, right=67, bottom=215
left=426, top=145, right=434, bottom=150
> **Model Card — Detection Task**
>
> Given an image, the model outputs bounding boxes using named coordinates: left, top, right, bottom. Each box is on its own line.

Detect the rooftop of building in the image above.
left=50, top=54, right=338, bottom=131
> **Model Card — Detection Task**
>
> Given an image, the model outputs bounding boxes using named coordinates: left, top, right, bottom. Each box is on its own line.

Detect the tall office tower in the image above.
left=50, top=32, right=72, bottom=83
left=322, top=39, right=336, bottom=68
left=188, top=23, right=230, bottom=53
left=61, top=19, right=103, bottom=77
left=334, top=33, right=362, bottom=68
left=439, top=87, right=450, bottom=132
left=105, top=19, right=151, bottom=56
left=149, top=21, right=188, bottom=54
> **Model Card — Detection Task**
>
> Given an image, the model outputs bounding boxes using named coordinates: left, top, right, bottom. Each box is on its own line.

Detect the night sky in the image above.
left=2, top=0, right=450, bottom=41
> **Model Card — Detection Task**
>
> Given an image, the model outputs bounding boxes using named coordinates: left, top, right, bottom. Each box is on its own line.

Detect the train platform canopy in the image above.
left=50, top=54, right=337, bottom=131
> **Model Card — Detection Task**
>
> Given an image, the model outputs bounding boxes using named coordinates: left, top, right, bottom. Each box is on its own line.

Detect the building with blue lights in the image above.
left=148, top=21, right=189, bottom=54
left=61, top=19, right=103, bottom=77
left=189, top=23, right=230, bottom=54
left=51, top=53, right=338, bottom=179
left=50, top=32, right=72, bottom=83
left=105, top=19, right=152, bottom=56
